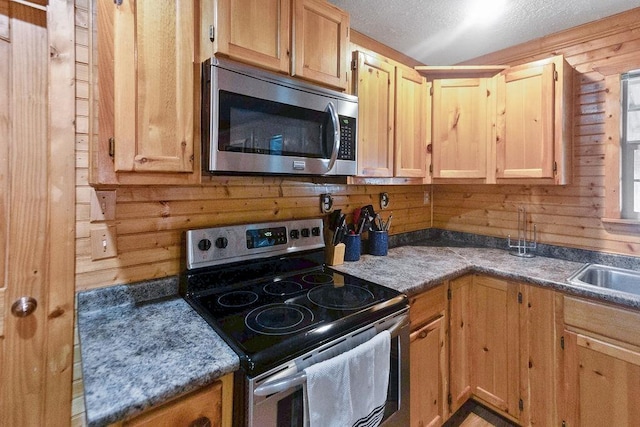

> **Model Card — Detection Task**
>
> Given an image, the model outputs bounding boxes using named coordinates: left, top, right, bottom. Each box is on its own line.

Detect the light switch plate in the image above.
left=90, top=190, right=116, bottom=222
left=90, top=224, right=118, bottom=260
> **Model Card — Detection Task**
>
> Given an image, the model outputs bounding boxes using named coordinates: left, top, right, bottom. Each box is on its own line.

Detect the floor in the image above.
left=444, top=401, right=519, bottom=427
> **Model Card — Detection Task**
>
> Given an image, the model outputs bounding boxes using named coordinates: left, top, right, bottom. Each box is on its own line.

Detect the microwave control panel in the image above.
left=338, top=116, right=356, bottom=161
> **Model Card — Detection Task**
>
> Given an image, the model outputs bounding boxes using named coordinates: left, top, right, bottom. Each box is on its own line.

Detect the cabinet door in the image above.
left=410, top=316, right=446, bottom=427
left=471, top=275, right=520, bottom=420
left=354, top=51, right=395, bottom=177
left=563, top=332, right=640, bottom=427
left=215, top=0, right=290, bottom=73
left=292, top=0, right=349, bottom=90
left=448, top=275, right=473, bottom=415
left=395, top=66, right=429, bottom=178
left=432, top=78, right=489, bottom=180
left=109, top=0, right=195, bottom=173
left=520, top=286, right=560, bottom=426
left=496, top=61, right=555, bottom=179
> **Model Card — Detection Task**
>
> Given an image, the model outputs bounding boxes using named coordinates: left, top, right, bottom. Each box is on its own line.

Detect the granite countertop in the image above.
left=77, top=241, right=640, bottom=426
left=77, top=277, right=239, bottom=427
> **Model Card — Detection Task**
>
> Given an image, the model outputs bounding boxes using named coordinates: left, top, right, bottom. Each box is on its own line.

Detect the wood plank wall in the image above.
left=434, top=8, right=640, bottom=256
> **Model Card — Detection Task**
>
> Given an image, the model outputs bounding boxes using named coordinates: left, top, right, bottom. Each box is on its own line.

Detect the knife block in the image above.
left=325, top=243, right=345, bottom=266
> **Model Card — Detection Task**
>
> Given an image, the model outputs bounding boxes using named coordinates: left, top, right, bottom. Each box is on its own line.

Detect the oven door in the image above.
left=248, top=310, right=410, bottom=427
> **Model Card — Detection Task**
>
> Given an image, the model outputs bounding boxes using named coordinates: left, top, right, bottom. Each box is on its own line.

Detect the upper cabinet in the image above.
left=419, top=55, right=573, bottom=185
left=93, top=0, right=200, bottom=186
left=214, top=0, right=350, bottom=90
left=431, top=77, right=491, bottom=181
left=496, top=55, right=573, bottom=184
left=352, top=50, right=430, bottom=181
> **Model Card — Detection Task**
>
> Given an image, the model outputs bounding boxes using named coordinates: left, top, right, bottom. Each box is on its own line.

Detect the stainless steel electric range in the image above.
left=180, top=218, right=410, bottom=427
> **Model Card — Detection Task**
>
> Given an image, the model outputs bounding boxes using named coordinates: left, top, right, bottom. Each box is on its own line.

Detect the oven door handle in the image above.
left=253, top=313, right=408, bottom=397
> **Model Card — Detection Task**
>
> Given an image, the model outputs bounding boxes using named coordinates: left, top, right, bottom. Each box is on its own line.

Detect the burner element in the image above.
left=246, top=303, right=314, bottom=335
left=217, top=290, right=259, bottom=308
left=264, top=281, right=303, bottom=296
left=308, top=285, right=376, bottom=310
left=302, top=272, right=334, bottom=285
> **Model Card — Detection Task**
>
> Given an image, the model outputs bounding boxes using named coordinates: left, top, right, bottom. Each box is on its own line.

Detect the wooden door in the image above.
left=448, top=275, right=473, bottom=415
left=432, top=78, right=489, bottom=180
left=292, top=0, right=349, bottom=90
left=215, top=0, right=290, bottom=73
left=471, top=276, right=520, bottom=420
left=410, top=315, right=446, bottom=427
left=108, top=0, right=195, bottom=173
left=354, top=51, right=395, bottom=177
left=395, top=66, right=429, bottom=178
left=0, top=1, right=75, bottom=425
left=496, top=61, right=555, bottom=179
left=520, top=286, right=561, bottom=426
left=563, top=331, right=640, bottom=427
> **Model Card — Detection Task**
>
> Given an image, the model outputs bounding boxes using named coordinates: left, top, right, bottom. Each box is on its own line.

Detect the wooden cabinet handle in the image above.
left=190, top=416, right=211, bottom=427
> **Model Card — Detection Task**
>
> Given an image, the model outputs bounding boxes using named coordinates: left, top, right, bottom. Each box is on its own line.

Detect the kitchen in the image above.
left=2, top=0, right=640, bottom=426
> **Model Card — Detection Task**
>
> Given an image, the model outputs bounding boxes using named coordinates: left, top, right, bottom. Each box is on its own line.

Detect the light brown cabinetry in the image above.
left=431, top=78, right=491, bottom=181
left=496, top=55, right=573, bottom=184
left=409, top=285, right=447, bottom=427
left=215, top=0, right=349, bottom=90
left=448, top=275, right=473, bottom=415
left=353, top=51, right=430, bottom=180
left=562, top=297, right=640, bottom=426
left=94, top=0, right=201, bottom=186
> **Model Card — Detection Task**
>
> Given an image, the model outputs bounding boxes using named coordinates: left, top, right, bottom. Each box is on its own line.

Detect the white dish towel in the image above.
left=304, top=330, right=391, bottom=427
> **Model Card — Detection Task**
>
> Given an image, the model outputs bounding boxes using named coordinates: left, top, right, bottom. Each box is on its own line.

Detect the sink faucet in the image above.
left=507, top=206, right=537, bottom=258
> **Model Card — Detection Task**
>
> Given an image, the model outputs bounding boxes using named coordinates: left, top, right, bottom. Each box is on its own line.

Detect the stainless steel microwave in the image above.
left=202, top=57, right=358, bottom=176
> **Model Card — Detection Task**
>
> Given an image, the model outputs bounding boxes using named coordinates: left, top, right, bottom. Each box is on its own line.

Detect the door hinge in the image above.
left=108, top=137, right=115, bottom=158
left=553, top=161, right=558, bottom=174
left=209, top=25, right=215, bottom=42
left=519, top=398, right=524, bottom=411
left=517, top=292, right=523, bottom=304
left=351, top=59, right=357, bottom=71
left=447, top=393, right=452, bottom=405
left=447, top=288, right=452, bottom=300
left=561, top=336, right=565, bottom=350
left=562, top=421, right=566, bottom=427
left=429, top=164, right=433, bottom=174
left=554, top=70, right=559, bottom=81
left=430, top=85, right=434, bottom=96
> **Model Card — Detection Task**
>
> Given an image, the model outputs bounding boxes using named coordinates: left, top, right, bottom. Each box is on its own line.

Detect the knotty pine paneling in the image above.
left=435, top=8, right=640, bottom=256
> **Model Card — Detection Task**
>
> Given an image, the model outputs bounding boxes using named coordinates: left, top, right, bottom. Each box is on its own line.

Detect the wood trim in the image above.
left=462, top=7, right=640, bottom=66
left=350, top=29, right=424, bottom=68
left=45, top=0, right=76, bottom=423
left=577, top=334, right=640, bottom=366
left=603, top=74, right=621, bottom=218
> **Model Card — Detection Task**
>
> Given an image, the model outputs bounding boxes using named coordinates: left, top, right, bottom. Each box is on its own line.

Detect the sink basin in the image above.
left=568, top=264, right=640, bottom=296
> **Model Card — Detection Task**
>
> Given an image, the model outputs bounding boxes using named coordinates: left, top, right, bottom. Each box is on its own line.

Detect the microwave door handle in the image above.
left=325, top=101, right=340, bottom=173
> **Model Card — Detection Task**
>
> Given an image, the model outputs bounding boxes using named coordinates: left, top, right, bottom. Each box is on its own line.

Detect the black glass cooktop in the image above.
left=181, top=251, right=407, bottom=375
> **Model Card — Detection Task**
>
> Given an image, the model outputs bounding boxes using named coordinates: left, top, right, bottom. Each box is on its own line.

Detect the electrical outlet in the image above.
left=90, top=224, right=118, bottom=260
left=423, top=191, right=430, bottom=205
left=90, top=190, right=116, bottom=222
left=380, top=192, right=390, bottom=210
left=320, top=193, right=334, bottom=213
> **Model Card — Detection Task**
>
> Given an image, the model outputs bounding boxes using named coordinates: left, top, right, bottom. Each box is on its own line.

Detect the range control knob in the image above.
left=311, top=227, right=321, bottom=236
left=215, top=237, right=229, bottom=249
left=198, top=239, right=212, bottom=251
left=290, top=229, right=300, bottom=239
left=301, top=228, right=310, bottom=238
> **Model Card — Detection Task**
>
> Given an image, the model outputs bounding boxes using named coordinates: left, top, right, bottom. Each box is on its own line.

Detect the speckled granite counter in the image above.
left=330, top=245, right=640, bottom=310
left=77, top=277, right=239, bottom=427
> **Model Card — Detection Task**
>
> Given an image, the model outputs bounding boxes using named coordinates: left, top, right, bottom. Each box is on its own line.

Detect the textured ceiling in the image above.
left=328, top=0, right=640, bottom=65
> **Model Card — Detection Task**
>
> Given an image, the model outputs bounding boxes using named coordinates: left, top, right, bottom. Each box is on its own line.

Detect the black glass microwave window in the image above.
left=218, top=90, right=336, bottom=159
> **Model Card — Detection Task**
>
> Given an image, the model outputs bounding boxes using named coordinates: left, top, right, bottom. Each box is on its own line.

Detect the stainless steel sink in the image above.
left=568, top=264, right=640, bottom=295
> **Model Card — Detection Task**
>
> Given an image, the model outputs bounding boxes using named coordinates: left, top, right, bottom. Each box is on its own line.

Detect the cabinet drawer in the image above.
left=564, top=296, right=640, bottom=347
left=121, top=381, right=222, bottom=427
left=409, top=284, right=446, bottom=330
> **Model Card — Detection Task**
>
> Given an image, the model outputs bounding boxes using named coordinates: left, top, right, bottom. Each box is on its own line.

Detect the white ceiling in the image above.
left=328, top=0, right=640, bottom=65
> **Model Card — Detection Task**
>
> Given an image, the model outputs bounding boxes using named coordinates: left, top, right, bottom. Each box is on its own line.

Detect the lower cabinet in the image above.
left=409, top=284, right=447, bottom=427
left=562, top=297, right=640, bottom=426
left=112, top=374, right=233, bottom=427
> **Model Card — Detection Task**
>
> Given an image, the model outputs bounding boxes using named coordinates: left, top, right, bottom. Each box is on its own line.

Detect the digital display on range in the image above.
left=246, top=227, right=287, bottom=249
